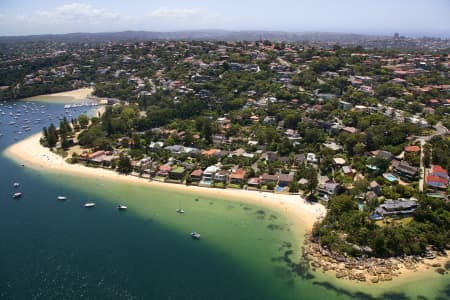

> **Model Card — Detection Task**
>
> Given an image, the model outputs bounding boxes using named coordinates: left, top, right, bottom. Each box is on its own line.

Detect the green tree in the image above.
left=117, top=153, right=132, bottom=174
left=78, top=114, right=89, bottom=128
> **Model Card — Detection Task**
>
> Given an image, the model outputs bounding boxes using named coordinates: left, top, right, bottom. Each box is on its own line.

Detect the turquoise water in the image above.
left=1, top=99, right=449, bottom=299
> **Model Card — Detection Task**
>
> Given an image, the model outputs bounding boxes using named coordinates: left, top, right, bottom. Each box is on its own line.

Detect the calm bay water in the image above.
left=0, top=99, right=449, bottom=299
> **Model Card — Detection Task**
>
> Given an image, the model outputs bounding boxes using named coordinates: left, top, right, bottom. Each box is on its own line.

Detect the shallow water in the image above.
left=0, top=98, right=449, bottom=299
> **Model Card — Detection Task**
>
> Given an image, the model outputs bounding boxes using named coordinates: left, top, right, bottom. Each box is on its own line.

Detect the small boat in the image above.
left=57, top=196, right=67, bottom=200
left=84, top=202, right=95, bottom=208
left=176, top=208, right=185, bottom=214
left=13, top=182, right=20, bottom=187
left=190, top=232, right=201, bottom=239
left=117, top=204, right=127, bottom=210
left=13, top=192, right=22, bottom=198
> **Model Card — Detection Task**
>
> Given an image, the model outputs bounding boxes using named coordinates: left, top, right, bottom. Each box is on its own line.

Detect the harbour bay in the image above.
left=0, top=96, right=449, bottom=299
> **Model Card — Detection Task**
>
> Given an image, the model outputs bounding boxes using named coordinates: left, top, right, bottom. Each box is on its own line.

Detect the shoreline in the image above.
left=3, top=132, right=325, bottom=232
left=3, top=132, right=449, bottom=288
left=23, top=88, right=96, bottom=103
left=304, top=238, right=449, bottom=286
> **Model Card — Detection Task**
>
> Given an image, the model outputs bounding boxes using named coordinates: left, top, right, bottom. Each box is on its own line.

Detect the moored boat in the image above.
left=13, top=182, right=20, bottom=187
left=176, top=208, right=185, bottom=214
left=117, top=204, right=127, bottom=210
left=57, top=196, right=67, bottom=200
left=84, top=202, right=95, bottom=208
left=190, top=232, right=201, bottom=239
left=13, top=192, right=22, bottom=198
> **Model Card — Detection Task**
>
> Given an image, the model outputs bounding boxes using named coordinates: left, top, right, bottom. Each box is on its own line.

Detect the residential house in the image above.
left=426, top=165, right=449, bottom=190
left=247, top=177, right=261, bottom=189
left=371, top=150, right=394, bottom=162
left=168, top=166, right=185, bottom=181
left=265, top=151, right=278, bottom=162
left=317, top=182, right=341, bottom=200
left=306, top=153, right=318, bottom=164
left=342, top=126, right=358, bottom=134
left=323, top=142, right=343, bottom=152
left=293, top=154, right=304, bottom=165
left=279, top=156, right=290, bottom=166
left=201, top=165, right=219, bottom=185
left=404, top=145, right=420, bottom=153
left=338, top=100, right=353, bottom=110
left=277, top=173, right=294, bottom=187
left=157, top=165, right=171, bottom=178
left=375, top=198, right=418, bottom=217
left=84, top=151, right=114, bottom=167
left=214, top=170, right=229, bottom=183
left=190, top=169, right=203, bottom=182
left=369, top=181, right=383, bottom=196
left=342, top=166, right=354, bottom=177
left=229, top=168, right=247, bottom=185
left=261, top=174, right=279, bottom=186
left=393, top=161, right=418, bottom=180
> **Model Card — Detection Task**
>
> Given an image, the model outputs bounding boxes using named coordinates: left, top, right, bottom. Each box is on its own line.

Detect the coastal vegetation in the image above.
left=312, top=194, right=450, bottom=258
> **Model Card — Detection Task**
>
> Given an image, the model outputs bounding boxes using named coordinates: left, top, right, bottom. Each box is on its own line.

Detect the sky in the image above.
left=0, top=0, right=449, bottom=37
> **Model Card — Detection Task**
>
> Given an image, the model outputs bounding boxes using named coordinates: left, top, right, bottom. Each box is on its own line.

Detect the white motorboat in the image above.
left=176, top=208, right=185, bottom=214
left=57, top=196, right=67, bottom=200
left=84, top=202, right=95, bottom=208
left=117, top=204, right=127, bottom=210
left=190, top=232, right=201, bottom=239
left=13, top=192, right=22, bottom=198
left=13, top=182, right=20, bottom=187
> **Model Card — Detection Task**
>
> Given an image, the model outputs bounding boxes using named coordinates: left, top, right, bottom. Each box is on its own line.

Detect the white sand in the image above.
left=24, top=88, right=94, bottom=102
left=3, top=132, right=326, bottom=232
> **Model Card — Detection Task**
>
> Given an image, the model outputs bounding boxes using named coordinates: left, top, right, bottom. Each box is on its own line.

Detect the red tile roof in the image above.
left=230, top=168, right=247, bottom=180
left=404, top=145, right=420, bottom=153
left=191, top=169, right=203, bottom=177
left=432, top=165, right=448, bottom=176
left=159, top=165, right=171, bottom=172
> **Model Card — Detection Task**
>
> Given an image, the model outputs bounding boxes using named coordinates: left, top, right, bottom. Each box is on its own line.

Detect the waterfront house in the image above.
left=214, top=170, right=229, bottom=183
left=317, top=182, right=340, bottom=200
left=247, top=177, right=260, bottom=189
left=157, top=164, right=171, bottom=178
left=168, top=166, right=186, bottom=181
left=277, top=173, right=294, bottom=187
left=200, top=165, right=219, bottom=186
left=375, top=198, right=418, bottom=218
left=229, top=168, right=247, bottom=185
left=190, top=169, right=203, bottom=182
left=261, top=173, right=278, bottom=186
left=84, top=150, right=114, bottom=167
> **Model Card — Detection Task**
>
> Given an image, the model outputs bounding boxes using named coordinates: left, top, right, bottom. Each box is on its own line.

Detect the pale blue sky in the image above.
left=0, top=0, right=449, bottom=37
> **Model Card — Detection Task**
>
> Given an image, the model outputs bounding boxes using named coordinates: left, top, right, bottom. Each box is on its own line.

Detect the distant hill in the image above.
left=0, top=30, right=388, bottom=44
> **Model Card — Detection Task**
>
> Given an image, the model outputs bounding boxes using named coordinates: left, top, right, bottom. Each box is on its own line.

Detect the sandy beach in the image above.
left=24, top=88, right=95, bottom=103
left=3, top=132, right=326, bottom=232
left=3, top=132, right=449, bottom=288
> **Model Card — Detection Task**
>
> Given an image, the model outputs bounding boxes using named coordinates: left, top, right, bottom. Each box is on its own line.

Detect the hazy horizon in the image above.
left=0, top=0, right=449, bottom=38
